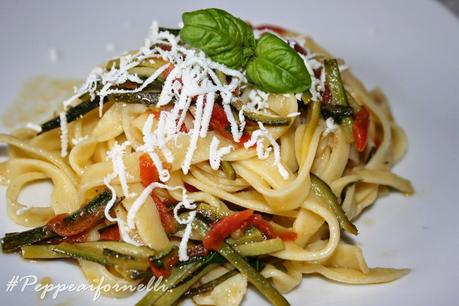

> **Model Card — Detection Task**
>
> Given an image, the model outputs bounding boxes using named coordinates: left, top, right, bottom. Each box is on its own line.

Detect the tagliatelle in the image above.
left=0, top=11, right=413, bottom=306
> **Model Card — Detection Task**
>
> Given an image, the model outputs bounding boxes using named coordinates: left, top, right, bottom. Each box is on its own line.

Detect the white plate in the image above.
left=1, top=0, right=458, bottom=305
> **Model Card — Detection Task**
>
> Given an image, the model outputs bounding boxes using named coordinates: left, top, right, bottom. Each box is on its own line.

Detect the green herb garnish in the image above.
left=180, top=8, right=310, bottom=94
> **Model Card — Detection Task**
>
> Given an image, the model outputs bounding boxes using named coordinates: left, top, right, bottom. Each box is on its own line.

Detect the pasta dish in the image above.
left=0, top=8, right=413, bottom=306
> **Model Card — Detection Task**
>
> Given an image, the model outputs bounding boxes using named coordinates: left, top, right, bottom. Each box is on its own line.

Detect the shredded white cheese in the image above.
left=71, top=135, right=88, bottom=145
left=244, top=122, right=289, bottom=179
left=182, top=95, right=204, bottom=174
left=106, top=141, right=135, bottom=198
left=177, top=212, right=196, bottom=261
left=126, top=180, right=196, bottom=261
left=59, top=112, right=68, bottom=157
left=323, top=117, right=338, bottom=136
left=287, top=112, right=301, bottom=118
left=209, top=136, right=234, bottom=170
left=136, top=114, right=171, bottom=182
left=117, top=217, right=143, bottom=246
left=172, top=188, right=197, bottom=261
left=103, top=174, right=119, bottom=222
left=26, top=122, right=42, bottom=133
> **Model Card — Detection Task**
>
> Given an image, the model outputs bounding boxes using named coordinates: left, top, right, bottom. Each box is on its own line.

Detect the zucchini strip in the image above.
left=54, top=243, right=149, bottom=270
left=196, top=204, right=266, bottom=245
left=158, top=27, right=181, bottom=36
left=1, top=189, right=119, bottom=252
left=183, top=269, right=238, bottom=298
left=1, top=226, right=56, bottom=254
left=183, top=258, right=265, bottom=298
left=231, top=100, right=291, bottom=126
left=323, top=59, right=353, bottom=141
left=21, top=241, right=155, bottom=259
left=220, top=160, right=236, bottom=180
left=324, top=59, right=348, bottom=106
left=192, top=218, right=290, bottom=306
left=136, top=258, right=210, bottom=306
left=39, top=82, right=162, bottom=134
left=220, top=243, right=289, bottom=306
left=52, top=189, right=121, bottom=236
left=235, top=238, right=285, bottom=256
left=320, top=104, right=354, bottom=122
left=40, top=93, right=99, bottom=133
left=154, top=264, right=216, bottom=306
left=310, top=173, right=358, bottom=235
left=48, top=243, right=151, bottom=281
left=108, top=90, right=161, bottom=105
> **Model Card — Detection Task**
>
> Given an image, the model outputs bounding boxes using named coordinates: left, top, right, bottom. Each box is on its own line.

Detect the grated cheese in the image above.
left=103, top=174, right=119, bottom=222
left=126, top=180, right=196, bottom=261
left=106, top=141, right=135, bottom=198
left=323, top=117, right=338, bottom=136
left=71, top=135, right=88, bottom=145
left=177, top=212, right=196, bottom=261
left=136, top=114, right=171, bottom=182
left=244, top=123, right=289, bottom=179
left=59, top=112, right=68, bottom=157
left=209, top=136, right=234, bottom=170
left=199, top=92, right=215, bottom=138
left=117, top=217, right=143, bottom=246
left=26, top=122, right=42, bottom=133
left=287, top=112, right=301, bottom=118
left=182, top=95, right=204, bottom=174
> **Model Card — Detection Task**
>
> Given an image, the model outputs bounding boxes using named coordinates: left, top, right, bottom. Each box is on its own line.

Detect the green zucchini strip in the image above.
left=220, top=160, right=236, bottom=180
left=108, top=90, right=161, bottom=105
left=1, top=189, right=118, bottom=253
left=196, top=203, right=266, bottom=245
left=1, top=226, right=56, bottom=254
left=136, top=258, right=210, bottom=306
left=310, top=173, right=358, bottom=235
left=183, top=258, right=266, bottom=298
left=154, top=264, right=216, bottom=306
left=323, top=59, right=354, bottom=141
left=183, top=269, right=238, bottom=298
left=235, top=238, right=285, bottom=256
left=21, top=241, right=155, bottom=259
left=40, top=93, right=99, bottom=133
left=231, top=100, right=291, bottom=126
left=39, top=82, right=162, bottom=134
left=192, top=218, right=290, bottom=306
left=158, top=27, right=181, bottom=36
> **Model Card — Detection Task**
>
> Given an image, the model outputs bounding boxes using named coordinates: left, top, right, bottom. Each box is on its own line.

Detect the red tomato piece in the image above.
left=353, top=107, right=370, bottom=152
left=99, top=225, right=121, bottom=241
left=253, top=24, right=287, bottom=35
left=139, top=153, right=159, bottom=187
left=203, top=210, right=254, bottom=251
left=248, top=214, right=277, bottom=239
left=151, top=192, right=176, bottom=234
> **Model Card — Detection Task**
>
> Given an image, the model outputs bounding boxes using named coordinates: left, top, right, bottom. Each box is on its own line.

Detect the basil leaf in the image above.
left=180, top=8, right=256, bottom=69
left=246, top=33, right=311, bottom=93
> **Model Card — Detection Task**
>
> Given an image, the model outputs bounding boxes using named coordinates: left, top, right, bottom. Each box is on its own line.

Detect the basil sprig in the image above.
left=180, top=8, right=310, bottom=93
left=180, top=8, right=256, bottom=69
left=246, top=33, right=310, bottom=93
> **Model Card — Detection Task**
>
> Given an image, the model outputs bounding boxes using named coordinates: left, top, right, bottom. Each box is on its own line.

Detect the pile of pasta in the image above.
left=0, top=36, right=413, bottom=303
